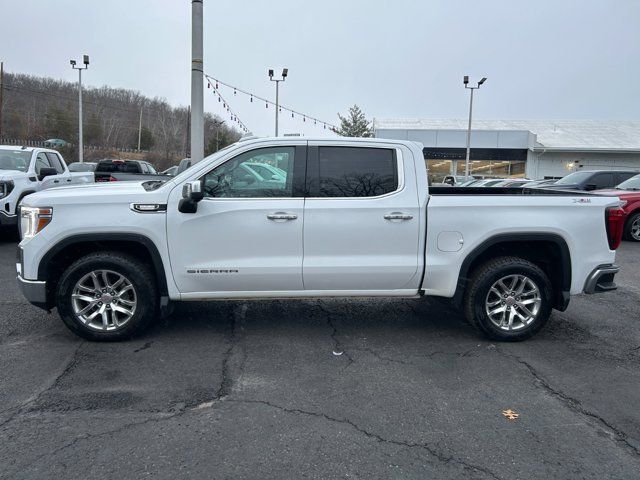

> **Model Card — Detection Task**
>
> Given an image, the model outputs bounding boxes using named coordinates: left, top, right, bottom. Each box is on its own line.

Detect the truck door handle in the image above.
left=267, top=212, right=297, bottom=221
left=53, top=180, right=59, bottom=183
left=267, top=212, right=298, bottom=221
left=384, top=212, right=413, bottom=220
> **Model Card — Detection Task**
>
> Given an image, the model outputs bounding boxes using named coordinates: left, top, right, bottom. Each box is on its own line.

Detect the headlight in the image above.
left=0, top=180, right=14, bottom=199
left=20, top=206, right=53, bottom=240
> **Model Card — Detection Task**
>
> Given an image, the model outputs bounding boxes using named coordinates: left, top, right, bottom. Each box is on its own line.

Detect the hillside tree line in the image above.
left=0, top=72, right=241, bottom=168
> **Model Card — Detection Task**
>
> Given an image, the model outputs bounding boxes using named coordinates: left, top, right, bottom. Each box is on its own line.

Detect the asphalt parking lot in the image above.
left=0, top=232, right=639, bottom=479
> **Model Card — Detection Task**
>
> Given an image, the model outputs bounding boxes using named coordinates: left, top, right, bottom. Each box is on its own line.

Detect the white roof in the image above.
left=373, top=118, right=640, bottom=151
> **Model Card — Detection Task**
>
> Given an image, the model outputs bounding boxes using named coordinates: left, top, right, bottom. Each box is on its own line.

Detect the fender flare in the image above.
left=453, top=233, right=572, bottom=310
left=37, top=233, right=169, bottom=298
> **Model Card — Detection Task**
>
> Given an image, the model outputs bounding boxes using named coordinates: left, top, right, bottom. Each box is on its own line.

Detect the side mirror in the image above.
left=585, top=183, right=597, bottom=191
left=38, top=167, right=57, bottom=181
left=178, top=180, right=204, bottom=213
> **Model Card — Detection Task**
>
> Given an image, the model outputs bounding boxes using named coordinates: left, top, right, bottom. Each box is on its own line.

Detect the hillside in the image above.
left=0, top=71, right=241, bottom=168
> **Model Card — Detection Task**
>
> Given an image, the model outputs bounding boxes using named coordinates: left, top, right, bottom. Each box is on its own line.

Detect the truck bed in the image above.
left=429, top=186, right=594, bottom=196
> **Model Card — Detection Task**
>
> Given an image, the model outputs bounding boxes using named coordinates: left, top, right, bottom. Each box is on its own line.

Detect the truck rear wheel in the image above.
left=464, top=256, right=553, bottom=341
left=56, top=252, right=158, bottom=341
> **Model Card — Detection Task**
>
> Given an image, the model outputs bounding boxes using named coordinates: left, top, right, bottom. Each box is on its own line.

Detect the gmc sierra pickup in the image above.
left=16, top=137, right=624, bottom=342
left=0, top=146, right=94, bottom=230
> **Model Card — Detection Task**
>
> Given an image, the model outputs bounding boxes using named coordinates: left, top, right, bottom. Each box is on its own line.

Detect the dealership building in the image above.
left=373, top=119, right=640, bottom=181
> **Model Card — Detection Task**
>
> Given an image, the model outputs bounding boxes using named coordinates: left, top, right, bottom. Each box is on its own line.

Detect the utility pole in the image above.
left=185, top=106, right=191, bottom=157
left=268, top=68, right=288, bottom=136
left=70, top=55, right=89, bottom=162
left=0, top=62, right=4, bottom=141
left=462, top=75, right=486, bottom=178
left=137, top=106, right=143, bottom=150
left=190, top=0, right=204, bottom=163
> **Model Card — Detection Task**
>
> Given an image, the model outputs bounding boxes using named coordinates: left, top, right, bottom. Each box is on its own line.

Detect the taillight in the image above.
left=605, top=206, right=625, bottom=250
left=108, top=175, right=118, bottom=182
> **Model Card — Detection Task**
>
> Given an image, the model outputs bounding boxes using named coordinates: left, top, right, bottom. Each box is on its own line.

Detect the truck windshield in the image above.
left=555, top=171, right=593, bottom=185
left=0, top=151, right=31, bottom=172
left=617, top=174, right=640, bottom=191
left=96, top=161, right=141, bottom=173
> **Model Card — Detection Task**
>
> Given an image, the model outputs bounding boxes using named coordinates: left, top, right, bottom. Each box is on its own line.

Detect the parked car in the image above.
left=17, top=137, right=623, bottom=343
left=593, top=174, right=640, bottom=242
left=94, top=159, right=170, bottom=182
left=43, top=139, right=69, bottom=148
left=176, top=158, right=192, bottom=175
left=162, top=166, right=179, bottom=176
left=442, top=175, right=478, bottom=186
left=0, top=146, right=93, bottom=230
left=522, top=179, right=558, bottom=188
left=68, top=162, right=97, bottom=172
left=467, top=178, right=507, bottom=187
left=492, top=179, right=532, bottom=188
left=537, top=170, right=639, bottom=191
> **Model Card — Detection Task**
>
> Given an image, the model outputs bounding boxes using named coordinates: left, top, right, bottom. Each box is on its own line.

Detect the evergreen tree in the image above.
left=84, top=113, right=103, bottom=146
left=139, top=126, right=155, bottom=150
left=337, top=105, right=372, bottom=137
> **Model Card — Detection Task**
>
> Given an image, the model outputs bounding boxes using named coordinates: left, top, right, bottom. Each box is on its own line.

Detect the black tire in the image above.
left=56, top=251, right=158, bottom=341
left=464, top=256, right=553, bottom=341
left=623, top=212, right=640, bottom=242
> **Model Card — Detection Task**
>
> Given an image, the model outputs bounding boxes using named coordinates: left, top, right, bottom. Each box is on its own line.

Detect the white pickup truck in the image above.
left=16, top=137, right=624, bottom=342
left=0, top=146, right=94, bottom=229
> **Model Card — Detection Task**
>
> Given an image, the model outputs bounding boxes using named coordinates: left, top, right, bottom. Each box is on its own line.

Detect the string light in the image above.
left=204, top=73, right=339, bottom=132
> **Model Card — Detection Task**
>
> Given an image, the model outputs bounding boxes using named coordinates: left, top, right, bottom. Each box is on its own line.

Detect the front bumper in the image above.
left=0, top=210, right=17, bottom=226
left=583, top=264, right=619, bottom=294
left=17, top=275, right=48, bottom=310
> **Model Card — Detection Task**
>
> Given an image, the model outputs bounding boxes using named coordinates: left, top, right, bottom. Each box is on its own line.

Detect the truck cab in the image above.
left=0, top=146, right=94, bottom=228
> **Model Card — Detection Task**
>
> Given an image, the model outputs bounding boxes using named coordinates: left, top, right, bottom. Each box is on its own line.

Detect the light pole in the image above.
left=190, top=0, right=204, bottom=164
left=463, top=75, right=486, bottom=178
left=212, top=119, right=225, bottom=152
left=70, top=55, right=89, bottom=163
left=269, top=68, right=288, bottom=136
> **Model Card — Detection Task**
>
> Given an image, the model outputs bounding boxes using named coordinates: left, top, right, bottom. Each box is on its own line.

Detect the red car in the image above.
left=595, top=174, right=640, bottom=242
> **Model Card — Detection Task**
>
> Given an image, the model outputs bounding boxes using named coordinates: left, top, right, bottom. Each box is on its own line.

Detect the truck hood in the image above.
left=22, top=180, right=172, bottom=207
left=0, top=171, right=30, bottom=182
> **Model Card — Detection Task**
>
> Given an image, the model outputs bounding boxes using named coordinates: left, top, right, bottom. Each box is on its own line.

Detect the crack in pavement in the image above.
left=215, top=303, right=248, bottom=400
left=7, top=410, right=186, bottom=478
left=496, top=346, right=640, bottom=457
left=232, top=398, right=503, bottom=480
left=316, top=301, right=354, bottom=367
left=0, top=340, right=83, bottom=429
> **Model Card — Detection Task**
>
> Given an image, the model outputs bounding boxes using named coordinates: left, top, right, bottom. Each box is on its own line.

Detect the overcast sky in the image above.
left=2, top=0, right=639, bottom=136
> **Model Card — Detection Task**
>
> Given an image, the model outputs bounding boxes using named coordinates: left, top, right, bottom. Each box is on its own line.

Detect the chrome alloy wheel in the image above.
left=71, top=270, right=137, bottom=331
left=631, top=216, right=640, bottom=241
left=485, top=274, right=542, bottom=331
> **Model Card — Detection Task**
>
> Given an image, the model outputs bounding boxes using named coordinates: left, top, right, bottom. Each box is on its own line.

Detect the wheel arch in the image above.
left=453, top=233, right=572, bottom=311
left=38, top=233, right=169, bottom=309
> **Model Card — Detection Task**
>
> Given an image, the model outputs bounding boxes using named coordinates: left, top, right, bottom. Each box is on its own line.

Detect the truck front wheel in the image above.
left=56, top=252, right=158, bottom=341
left=464, top=256, right=553, bottom=341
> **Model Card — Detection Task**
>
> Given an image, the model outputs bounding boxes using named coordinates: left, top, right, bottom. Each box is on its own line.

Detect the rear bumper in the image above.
left=17, top=275, right=49, bottom=310
left=0, top=210, right=17, bottom=226
left=583, top=264, right=619, bottom=294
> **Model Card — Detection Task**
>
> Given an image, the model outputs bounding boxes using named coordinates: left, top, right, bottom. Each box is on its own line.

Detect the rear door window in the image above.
left=314, top=147, right=398, bottom=197
left=591, top=173, right=614, bottom=189
left=96, top=161, right=141, bottom=173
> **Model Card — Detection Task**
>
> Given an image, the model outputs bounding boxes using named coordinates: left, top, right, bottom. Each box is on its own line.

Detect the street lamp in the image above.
left=269, top=68, right=287, bottom=136
left=463, top=75, right=487, bottom=178
left=70, top=55, right=89, bottom=163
